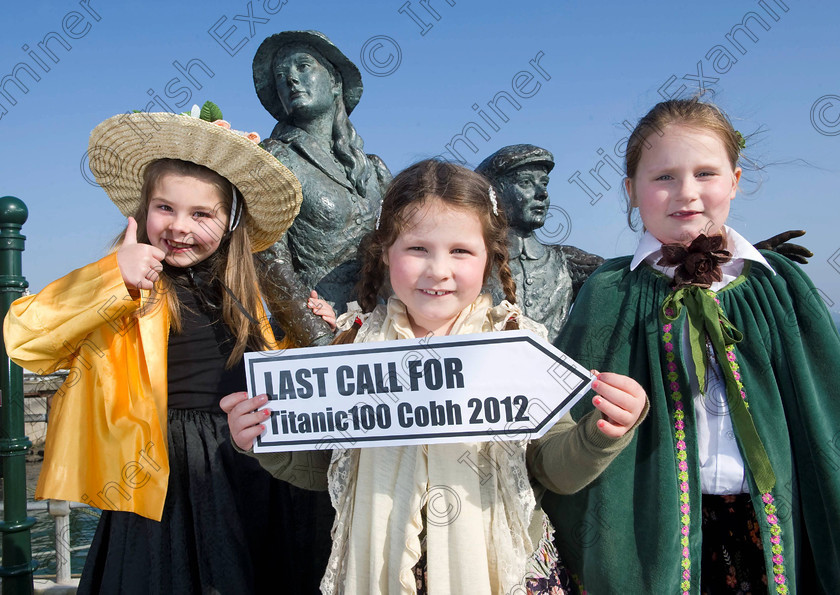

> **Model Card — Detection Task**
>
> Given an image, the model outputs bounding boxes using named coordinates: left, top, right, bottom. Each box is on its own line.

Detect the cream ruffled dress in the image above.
left=321, top=294, right=556, bottom=595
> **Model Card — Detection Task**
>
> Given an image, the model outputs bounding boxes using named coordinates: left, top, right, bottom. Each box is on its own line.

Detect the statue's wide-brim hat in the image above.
left=88, top=112, right=302, bottom=252
left=476, top=144, right=556, bottom=179
left=253, top=30, right=363, bottom=123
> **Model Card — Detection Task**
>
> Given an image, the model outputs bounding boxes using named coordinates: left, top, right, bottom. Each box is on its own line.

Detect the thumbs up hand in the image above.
left=117, top=217, right=166, bottom=291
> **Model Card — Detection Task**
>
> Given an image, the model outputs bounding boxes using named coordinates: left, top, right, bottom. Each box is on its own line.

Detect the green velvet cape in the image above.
left=543, top=252, right=840, bottom=594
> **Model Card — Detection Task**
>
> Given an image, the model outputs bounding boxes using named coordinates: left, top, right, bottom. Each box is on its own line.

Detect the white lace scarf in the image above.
left=321, top=294, right=554, bottom=595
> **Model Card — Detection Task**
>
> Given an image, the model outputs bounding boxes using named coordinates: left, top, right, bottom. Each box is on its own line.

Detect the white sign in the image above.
left=245, top=330, right=593, bottom=452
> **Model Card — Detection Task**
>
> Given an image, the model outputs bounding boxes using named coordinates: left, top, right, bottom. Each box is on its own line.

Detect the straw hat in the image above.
left=253, top=30, right=363, bottom=124
left=88, top=111, right=302, bottom=252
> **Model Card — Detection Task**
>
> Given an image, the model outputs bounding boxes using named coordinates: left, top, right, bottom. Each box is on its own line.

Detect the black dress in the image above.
left=79, top=270, right=334, bottom=594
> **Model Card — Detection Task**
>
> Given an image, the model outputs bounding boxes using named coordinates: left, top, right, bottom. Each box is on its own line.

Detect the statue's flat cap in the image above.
left=475, top=144, right=555, bottom=179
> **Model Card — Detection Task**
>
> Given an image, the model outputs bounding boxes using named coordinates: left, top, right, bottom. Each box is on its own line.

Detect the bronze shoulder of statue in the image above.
left=367, top=153, right=393, bottom=191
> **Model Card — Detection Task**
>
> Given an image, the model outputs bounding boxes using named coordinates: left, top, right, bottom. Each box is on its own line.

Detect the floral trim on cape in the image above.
left=661, top=297, right=788, bottom=595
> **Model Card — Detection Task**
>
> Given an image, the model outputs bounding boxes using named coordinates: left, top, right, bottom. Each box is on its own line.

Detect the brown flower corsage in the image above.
left=657, top=233, right=732, bottom=289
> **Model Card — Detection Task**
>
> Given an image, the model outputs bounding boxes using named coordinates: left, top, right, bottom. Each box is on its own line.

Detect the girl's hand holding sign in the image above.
left=590, top=371, right=647, bottom=439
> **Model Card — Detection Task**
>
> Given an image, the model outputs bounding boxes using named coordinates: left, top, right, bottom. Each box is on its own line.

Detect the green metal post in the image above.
left=0, top=196, right=36, bottom=593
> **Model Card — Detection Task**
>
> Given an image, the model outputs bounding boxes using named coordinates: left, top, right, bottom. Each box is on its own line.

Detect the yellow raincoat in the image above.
left=4, top=253, right=284, bottom=520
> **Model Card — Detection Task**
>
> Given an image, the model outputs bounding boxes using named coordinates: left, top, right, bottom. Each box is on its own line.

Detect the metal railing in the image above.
left=0, top=196, right=36, bottom=593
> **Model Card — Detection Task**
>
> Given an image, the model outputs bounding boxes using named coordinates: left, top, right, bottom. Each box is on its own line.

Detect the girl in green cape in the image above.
left=531, top=98, right=840, bottom=594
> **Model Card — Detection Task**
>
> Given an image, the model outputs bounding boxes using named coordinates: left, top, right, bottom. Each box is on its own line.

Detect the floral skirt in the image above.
left=413, top=553, right=572, bottom=595
left=526, top=561, right=573, bottom=595
left=701, top=493, right=767, bottom=595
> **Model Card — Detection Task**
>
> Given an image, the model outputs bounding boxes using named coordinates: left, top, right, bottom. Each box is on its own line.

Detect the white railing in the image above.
left=0, top=499, right=92, bottom=585
left=17, top=372, right=85, bottom=589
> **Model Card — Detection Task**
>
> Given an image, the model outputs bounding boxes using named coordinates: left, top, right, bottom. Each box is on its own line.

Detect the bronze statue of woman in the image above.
left=253, top=30, right=391, bottom=347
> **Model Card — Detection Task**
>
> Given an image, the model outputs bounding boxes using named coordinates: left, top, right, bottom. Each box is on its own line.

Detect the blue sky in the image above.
left=2, top=0, right=839, bottom=320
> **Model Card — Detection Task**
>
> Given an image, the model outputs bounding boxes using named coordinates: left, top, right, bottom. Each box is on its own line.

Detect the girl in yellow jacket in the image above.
left=4, top=108, right=333, bottom=594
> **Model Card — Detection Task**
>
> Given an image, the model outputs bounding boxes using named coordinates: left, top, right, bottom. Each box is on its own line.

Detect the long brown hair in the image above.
left=335, top=159, right=518, bottom=344
left=114, top=158, right=270, bottom=367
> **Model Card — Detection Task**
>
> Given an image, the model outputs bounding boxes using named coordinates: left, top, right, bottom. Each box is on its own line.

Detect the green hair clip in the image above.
left=735, top=130, right=746, bottom=150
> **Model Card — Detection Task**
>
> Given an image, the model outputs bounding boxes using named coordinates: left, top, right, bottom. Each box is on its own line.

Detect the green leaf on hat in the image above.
left=199, top=101, right=223, bottom=122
